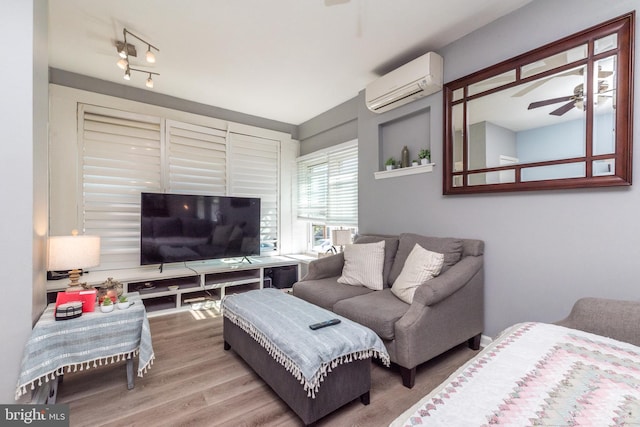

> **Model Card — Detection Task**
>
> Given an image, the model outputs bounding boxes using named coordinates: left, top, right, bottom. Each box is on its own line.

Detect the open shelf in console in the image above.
left=142, top=295, right=178, bottom=313
left=129, top=275, right=200, bottom=295
left=203, top=269, right=260, bottom=289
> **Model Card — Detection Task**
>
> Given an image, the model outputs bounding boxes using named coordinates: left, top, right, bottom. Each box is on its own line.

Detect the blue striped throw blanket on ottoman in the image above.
left=222, top=288, right=389, bottom=397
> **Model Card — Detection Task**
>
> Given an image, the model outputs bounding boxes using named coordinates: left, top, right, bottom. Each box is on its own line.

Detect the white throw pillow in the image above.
left=391, top=244, right=444, bottom=304
left=337, top=240, right=385, bottom=290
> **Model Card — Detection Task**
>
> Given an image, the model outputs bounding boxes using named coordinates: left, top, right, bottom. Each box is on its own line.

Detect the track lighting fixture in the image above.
left=115, top=28, right=159, bottom=88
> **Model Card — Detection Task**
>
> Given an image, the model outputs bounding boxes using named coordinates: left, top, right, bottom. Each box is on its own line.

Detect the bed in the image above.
left=390, top=297, right=640, bottom=426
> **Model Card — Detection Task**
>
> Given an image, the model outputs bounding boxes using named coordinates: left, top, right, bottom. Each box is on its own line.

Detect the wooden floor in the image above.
left=55, top=306, right=478, bottom=427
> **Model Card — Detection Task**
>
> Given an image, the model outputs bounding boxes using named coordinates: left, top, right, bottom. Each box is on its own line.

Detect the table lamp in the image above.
left=48, top=230, right=101, bottom=292
left=331, top=229, right=352, bottom=253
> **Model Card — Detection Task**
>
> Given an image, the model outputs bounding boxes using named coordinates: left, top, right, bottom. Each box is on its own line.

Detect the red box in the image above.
left=55, top=289, right=97, bottom=313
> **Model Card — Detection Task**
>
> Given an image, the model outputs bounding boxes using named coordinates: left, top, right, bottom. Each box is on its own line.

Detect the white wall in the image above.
left=356, top=0, right=640, bottom=336
left=0, top=0, right=48, bottom=402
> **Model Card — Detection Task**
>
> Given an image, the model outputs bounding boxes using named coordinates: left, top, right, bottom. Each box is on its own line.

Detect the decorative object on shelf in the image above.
left=167, top=285, right=180, bottom=291
left=116, top=28, right=160, bottom=88
left=330, top=229, right=352, bottom=253
left=101, top=277, right=124, bottom=298
left=100, top=297, right=114, bottom=313
left=418, top=149, right=431, bottom=165
left=47, top=230, right=101, bottom=292
left=412, top=160, right=419, bottom=167
left=385, top=157, right=396, bottom=171
left=117, top=295, right=131, bottom=310
left=401, top=146, right=410, bottom=168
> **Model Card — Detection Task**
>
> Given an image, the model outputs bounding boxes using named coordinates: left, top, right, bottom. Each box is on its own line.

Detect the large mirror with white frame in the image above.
left=443, top=13, right=634, bottom=194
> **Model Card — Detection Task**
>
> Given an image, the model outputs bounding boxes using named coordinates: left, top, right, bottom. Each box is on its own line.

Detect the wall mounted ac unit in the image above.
left=365, top=52, right=443, bottom=114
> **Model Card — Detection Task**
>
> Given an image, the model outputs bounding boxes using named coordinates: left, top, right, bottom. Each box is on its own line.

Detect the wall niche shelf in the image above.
left=374, top=163, right=434, bottom=180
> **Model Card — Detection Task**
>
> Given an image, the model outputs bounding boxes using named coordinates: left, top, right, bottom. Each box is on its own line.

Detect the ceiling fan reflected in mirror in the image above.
left=527, top=81, right=612, bottom=116
left=513, top=65, right=613, bottom=98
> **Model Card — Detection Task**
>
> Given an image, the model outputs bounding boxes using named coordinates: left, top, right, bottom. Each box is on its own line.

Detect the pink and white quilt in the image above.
left=391, top=322, right=640, bottom=426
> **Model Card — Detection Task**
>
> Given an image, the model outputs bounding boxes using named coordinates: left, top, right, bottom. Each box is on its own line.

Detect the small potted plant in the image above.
left=385, top=157, right=396, bottom=171
left=117, top=295, right=130, bottom=310
left=412, top=159, right=419, bottom=167
left=100, top=296, right=114, bottom=313
left=418, top=149, right=431, bottom=165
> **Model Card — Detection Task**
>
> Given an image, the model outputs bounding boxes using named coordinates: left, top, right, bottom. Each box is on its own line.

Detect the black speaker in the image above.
left=272, top=265, right=298, bottom=289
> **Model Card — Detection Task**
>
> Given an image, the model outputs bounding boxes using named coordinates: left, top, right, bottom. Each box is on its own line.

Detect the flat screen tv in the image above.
left=140, top=192, right=261, bottom=265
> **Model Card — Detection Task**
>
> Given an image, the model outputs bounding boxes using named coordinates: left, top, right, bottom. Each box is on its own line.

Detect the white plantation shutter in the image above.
left=297, top=140, right=358, bottom=226
left=229, top=133, right=279, bottom=253
left=166, top=120, right=227, bottom=195
left=80, top=105, right=162, bottom=269
left=78, top=104, right=287, bottom=268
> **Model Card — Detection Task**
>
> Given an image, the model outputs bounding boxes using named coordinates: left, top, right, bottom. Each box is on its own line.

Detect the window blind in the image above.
left=297, top=140, right=358, bottom=226
left=79, top=105, right=284, bottom=269
left=166, top=120, right=227, bottom=195
left=80, top=105, right=162, bottom=269
left=228, top=133, right=280, bottom=254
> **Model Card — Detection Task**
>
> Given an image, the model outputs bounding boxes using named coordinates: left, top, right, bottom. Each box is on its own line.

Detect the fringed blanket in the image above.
left=222, top=288, right=389, bottom=398
left=15, top=293, right=154, bottom=400
left=391, top=322, right=640, bottom=426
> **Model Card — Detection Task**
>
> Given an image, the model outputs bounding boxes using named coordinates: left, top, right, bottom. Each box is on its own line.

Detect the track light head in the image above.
left=124, top=68, right=131, bottom=81
left=145, top=47, right=156, bottom=63
left=116, top=58, right=128, bottom=70
left=146, top=75, right=154, bottom=88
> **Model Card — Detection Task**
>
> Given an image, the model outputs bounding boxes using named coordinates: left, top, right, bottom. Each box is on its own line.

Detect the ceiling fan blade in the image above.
left=528, top=95, right=574, bottom=110
left=550, top=101, right=577, bottom=116
left=512, top=67, right=583, bottom=97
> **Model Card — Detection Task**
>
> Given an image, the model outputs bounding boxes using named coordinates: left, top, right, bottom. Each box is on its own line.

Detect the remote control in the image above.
left=309, top=318, right=341, bottom=330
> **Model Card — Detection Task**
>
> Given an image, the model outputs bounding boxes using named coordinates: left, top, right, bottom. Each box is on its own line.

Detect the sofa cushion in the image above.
left=334, top=289, right=409, bottom=340
left=337, top=240, right=385, bottom=290
left=389, top=234, right=463, bottom=284
left=354, top=235, right=399, bottom=287
left=293, top=278, right=374, bottom=311
left=391, top=244, right=444, bottom=304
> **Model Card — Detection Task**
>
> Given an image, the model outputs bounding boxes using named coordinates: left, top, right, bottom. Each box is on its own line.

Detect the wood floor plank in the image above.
left=55, top=310, right=477, bottom=426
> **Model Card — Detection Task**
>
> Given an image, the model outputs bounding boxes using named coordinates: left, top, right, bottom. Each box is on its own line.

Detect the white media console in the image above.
left=46, top=256, right=302, bottom=316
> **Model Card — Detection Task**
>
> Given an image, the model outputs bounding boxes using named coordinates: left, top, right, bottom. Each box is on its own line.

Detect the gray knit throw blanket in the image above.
left=222, top=288, right=389, bottom=398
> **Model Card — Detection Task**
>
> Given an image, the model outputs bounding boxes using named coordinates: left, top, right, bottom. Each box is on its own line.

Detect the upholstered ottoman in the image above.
left=222, top=288, right=389, bottom=426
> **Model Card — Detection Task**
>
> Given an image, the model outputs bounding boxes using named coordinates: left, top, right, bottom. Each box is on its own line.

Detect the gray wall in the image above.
left=0, top=0, right=49, bottom=402
left=49, top=68, right=299, bottom=140
left=302, top=0, right=640, bottom=337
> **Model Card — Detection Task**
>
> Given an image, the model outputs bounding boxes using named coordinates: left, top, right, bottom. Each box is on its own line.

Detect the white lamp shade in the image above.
left=48, top=235, right=101, bottom=271
left=331, top=229, right=352, bottom=246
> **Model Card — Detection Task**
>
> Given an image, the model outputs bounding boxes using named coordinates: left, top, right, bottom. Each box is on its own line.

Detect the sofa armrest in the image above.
left=299, top=253, right=345, bottom=281
left=412, top=256, right=483, bottom=307
left=554, top=297, right=640, bottom=347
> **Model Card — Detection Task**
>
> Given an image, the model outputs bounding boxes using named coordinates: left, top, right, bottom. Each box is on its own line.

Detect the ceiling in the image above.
left=48, top=0, right=534, bottom=125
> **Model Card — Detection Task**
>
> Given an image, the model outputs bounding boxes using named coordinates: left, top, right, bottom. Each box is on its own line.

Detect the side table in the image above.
left=15, top=292, right=154, bottom=403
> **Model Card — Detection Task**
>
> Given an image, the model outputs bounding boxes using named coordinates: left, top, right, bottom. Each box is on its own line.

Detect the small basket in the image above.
left=55, top=301, right=83, bottom=321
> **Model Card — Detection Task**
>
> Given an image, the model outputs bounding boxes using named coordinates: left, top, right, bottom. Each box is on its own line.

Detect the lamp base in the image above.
left=65, top=269, right=87, bottom=292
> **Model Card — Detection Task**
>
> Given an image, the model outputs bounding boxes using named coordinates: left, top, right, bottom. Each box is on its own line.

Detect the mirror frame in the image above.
left=443, top=12, right=634, bottom=195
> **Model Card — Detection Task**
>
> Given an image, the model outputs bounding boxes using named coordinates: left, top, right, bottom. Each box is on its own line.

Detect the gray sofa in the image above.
left=292, top=233, right=484, bottom=388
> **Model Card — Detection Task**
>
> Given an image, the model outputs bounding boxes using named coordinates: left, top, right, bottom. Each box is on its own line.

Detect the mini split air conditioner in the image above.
left=365, top=52, right=443, bottom=114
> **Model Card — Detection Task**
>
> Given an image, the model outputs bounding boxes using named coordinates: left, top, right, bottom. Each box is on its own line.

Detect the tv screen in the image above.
left=140, top=192, right=261, bottom=265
